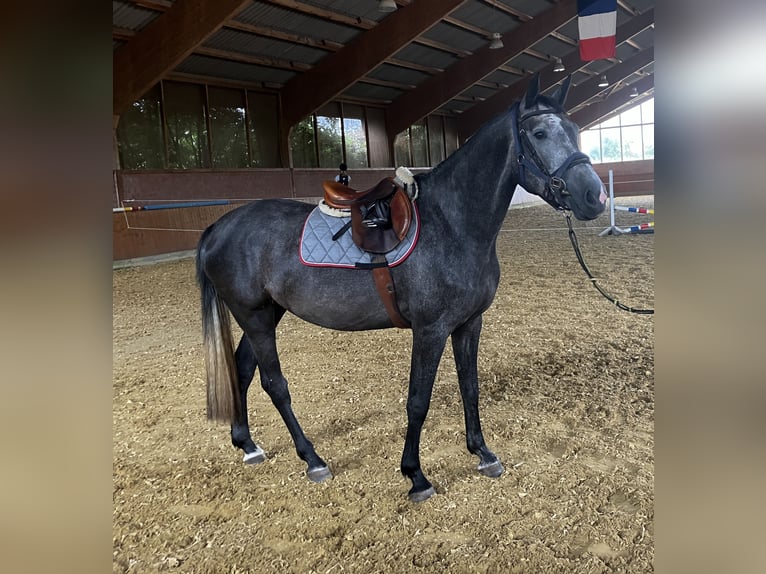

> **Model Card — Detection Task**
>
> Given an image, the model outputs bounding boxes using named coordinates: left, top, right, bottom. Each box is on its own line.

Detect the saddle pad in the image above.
left=299, top=204, right=419, bottom=268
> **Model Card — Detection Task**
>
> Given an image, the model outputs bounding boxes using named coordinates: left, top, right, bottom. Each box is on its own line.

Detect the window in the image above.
left=428, top=116, right=445, bottom=166
left=394, top=115, right=453, bottom=168
left=247, top=92, right=280, bottom=167
left=394, top=131, right=411, bottom=167
left=581, top=98, right=654, bottom=163
left=316, top=111, right=343, bottom=168
left=342, top=104, right=368, bottom=168
left=117, top=84, right=165, bottom=169
left=163, top=82, right=210, bottom=169
left=410, top=122, right=428, bottom=167
left=208, top=87, right=248, bottom=169
left=116, top=80, right=283, bottom=170
left=288, top=104, right=372, bottom=168
left=290, top=117, right=317, bottom=168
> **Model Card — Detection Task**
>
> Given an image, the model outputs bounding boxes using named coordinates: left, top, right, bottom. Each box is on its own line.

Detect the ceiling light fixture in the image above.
left=378, top=0, right=397, bottom=12
left=553, top=57, right=565, bottom=73
left=598, top=74, right=609, bottom=87
left=629, top=86, right=639, bottom=98
left=489, top=32, right=504, bottom=50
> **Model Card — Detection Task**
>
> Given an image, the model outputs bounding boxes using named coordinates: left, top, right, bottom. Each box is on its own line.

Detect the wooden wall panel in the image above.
left=113, top=203, right=237, bottom=261
left=593, top=159, right=654, bottom=197
left=116, top=169, right=292, bottom=205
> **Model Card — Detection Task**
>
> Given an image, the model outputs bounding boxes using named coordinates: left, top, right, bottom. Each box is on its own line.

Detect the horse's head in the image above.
left=514, top=74, right=606, bottom=220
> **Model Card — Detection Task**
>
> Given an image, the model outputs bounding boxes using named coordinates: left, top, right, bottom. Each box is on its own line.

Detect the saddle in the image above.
left=320, top=176, right=415, bottom=329
left=322, top=177, right=413, bottom=254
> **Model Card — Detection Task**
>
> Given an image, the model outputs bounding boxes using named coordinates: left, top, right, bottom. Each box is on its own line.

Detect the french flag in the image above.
left=578, top=0, right=617, bottom=61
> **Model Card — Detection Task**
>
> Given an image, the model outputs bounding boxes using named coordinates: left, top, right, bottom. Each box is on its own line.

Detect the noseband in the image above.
left=512, top=102, right=592, bottom=211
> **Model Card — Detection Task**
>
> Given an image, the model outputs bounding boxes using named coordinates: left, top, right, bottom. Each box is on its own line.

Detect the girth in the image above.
left=363, top=255, right=410, bottom=329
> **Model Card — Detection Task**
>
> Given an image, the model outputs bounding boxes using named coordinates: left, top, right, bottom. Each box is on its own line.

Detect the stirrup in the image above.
left=362, top=217, right=390, bottom=229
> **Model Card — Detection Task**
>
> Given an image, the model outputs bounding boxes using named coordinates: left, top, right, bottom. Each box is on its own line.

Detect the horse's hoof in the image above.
left=408, top=486, right=436, bottom=503
left=307, top=465, right=333, bottom=483
left=243, top=447, right=266, bottom=465
left=478, top=460, right=504, bottom=478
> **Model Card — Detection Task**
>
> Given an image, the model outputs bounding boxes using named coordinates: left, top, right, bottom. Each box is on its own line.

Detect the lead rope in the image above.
left=565, top=214, right=654, bottom=315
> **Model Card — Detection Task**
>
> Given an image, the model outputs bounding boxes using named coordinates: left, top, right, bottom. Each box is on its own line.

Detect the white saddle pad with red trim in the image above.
left=299, top=204, right=419, bottom=268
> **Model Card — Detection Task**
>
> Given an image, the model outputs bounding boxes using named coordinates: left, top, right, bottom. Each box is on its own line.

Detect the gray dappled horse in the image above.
left=196, top=75, right=606, bottom=502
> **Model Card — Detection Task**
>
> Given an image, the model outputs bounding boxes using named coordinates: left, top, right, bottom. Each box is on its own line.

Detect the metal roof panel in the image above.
left=112, top=1, right=160, bottom=31
left=507, top=0, right=557, bottom=19
left=175, top=55, right=297, bottom=86
left=451, top=1, right=523, bottom=35
left=368, top=63, right=431, bottom=86
left=205, top=28, right=327, bottom=65
left=531, top=36, right=577, bottom=59
left=342, top=83, right=402, bottom=103
left=421, top=22, right=486, bottom=53
left=461, top=85, right=500, bottom=100
left=483, top=69, right=524, bottom=87
left=394, top=44, right=459, bottom=70
left=234, top=2, right=360, bottom=45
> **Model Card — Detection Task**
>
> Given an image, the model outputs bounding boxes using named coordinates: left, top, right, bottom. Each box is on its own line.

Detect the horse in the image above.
left=196, top=74, right=606, bottom=502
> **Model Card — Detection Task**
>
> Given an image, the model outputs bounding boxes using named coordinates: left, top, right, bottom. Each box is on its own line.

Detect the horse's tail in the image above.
left=196, top=231, right=240, bottom=424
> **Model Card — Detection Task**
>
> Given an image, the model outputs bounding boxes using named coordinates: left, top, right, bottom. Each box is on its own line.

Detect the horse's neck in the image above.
left=417, top=113, right=518, bottom=242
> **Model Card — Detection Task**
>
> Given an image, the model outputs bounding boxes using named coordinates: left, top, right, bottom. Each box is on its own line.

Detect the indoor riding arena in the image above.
left=113, top=2, right=654, bottom=572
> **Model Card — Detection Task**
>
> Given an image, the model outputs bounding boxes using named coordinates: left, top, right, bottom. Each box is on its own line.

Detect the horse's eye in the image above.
left=534, top=130, right=545, bottom=140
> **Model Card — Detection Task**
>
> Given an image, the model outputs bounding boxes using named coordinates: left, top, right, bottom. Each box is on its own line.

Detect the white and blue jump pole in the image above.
left=598, top=170, right=654, bottom=236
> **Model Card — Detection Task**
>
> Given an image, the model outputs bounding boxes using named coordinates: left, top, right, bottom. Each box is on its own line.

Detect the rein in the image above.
left=565, top=215, right=655, bottom=315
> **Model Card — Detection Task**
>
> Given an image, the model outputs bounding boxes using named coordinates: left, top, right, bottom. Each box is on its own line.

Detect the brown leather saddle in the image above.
left=320, top=177, right=415, bottom=328
left=322, top=177, right=413, bottom=254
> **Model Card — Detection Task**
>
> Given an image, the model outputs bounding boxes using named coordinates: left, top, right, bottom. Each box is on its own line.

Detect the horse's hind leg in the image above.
left=231, top=335, right=265, bottom=464
left=231, top=306, right=287, bottom=464
left=237, top=303, right=332, bottom=483
left=452, top=315, right=504, bottom=478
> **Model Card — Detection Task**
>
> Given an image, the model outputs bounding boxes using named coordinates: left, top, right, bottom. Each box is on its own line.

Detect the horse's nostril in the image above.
left=585, top=187, right=606, bottom=208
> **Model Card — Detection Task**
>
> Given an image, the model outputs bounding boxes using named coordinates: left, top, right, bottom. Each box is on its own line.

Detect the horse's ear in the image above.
left=524, top=73, right=541, bottom=108
left=550, top=75, right=572, bottom=108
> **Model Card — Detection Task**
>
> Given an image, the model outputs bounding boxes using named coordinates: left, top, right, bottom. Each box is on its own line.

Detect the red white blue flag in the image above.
left=577, top=0, right=617, bottom=61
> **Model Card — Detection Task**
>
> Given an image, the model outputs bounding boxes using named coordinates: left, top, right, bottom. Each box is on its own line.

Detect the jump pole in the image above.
left=598, top=170, right=654, bottom=236
left=598, top=170, right=622, bottom=236
left=113, top=200, right=231, bottom=213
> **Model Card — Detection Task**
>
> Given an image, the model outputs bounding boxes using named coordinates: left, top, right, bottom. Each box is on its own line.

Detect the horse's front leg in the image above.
left=401, top=327, right=448, bottom=502
left=452, top=314, right=504, bottom=478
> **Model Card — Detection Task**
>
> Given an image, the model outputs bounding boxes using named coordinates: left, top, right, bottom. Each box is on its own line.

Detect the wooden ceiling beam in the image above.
left=385, top=0, right=577, bottom=139
left=456, top=8, right=654, bottom=140
left=195, top=46, right=311, bottom=72
left=264, top=0, right=377, bottom=29
left=550, top=30, right=578, bottom=47
left=565, top=47, right=653, bottom=110
left=498, top=64, right=526, bottom=76
left=482, top=0, right=531, bottom=22
left=570, top=75, right=653, bottom=129
left=113, top=0, right=251, bottom=115
left=113, top=27, right=136, bottom=42
left=125, top=0, right=172, bottom=11
left=387, top=58, right=443, bottom=75
left=224, top=20, right=344, bottom=51
left=280, top=0, right=465, bottom=129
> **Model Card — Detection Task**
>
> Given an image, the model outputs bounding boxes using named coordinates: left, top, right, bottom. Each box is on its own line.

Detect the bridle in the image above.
left=512, top=102, right=592, bottom=211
